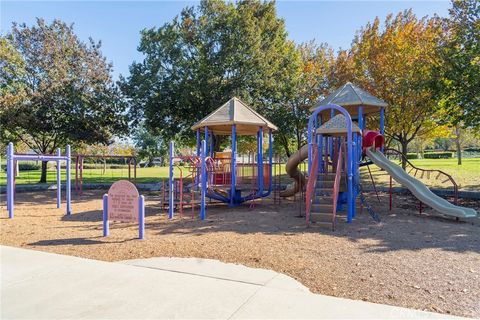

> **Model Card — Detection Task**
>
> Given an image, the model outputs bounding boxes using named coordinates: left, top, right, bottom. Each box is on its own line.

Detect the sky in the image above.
left=1, top=1, right=451, bottom=80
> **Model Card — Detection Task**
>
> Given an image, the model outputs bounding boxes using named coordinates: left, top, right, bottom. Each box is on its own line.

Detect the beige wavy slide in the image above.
left=366, top=147, right=477, bottom=218
left=280, top=144, right=308, bottom=197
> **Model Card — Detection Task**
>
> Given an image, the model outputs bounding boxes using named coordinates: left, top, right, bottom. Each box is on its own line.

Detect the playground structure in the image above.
left=167, top=97, right=278, bottom=219
left=74, top=154, right=137, bottom=195
left=5, top=142, right=72, bottom=218
left=282, top=82, right=477, bottom=229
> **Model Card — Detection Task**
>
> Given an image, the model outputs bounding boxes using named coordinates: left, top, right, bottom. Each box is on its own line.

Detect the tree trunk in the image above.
left=278, top=133, right=291, bottom=158
left=400, top=139, right=408, bottom=170
left=40, top=161, right=48, bottom=183
left=455, top=126, right=462, bottom=165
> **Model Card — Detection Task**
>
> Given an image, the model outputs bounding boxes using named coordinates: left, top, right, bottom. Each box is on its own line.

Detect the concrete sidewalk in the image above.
left=1, top=246, right=462, bottom=319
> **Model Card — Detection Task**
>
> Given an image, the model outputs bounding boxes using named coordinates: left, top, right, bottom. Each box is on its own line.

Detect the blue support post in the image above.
left=230, top=125, right=237, bottom=205
left=7, top=142, right=14, bottom=218
left=103, top=194, right=109, bottom=237
left=169, top=141, right=174, bottom=219
left=200, top=140, right=206, bottom=219
left=257, top=127, right=263, bottom=195
left=352, top=132, right=358, bottom=218
left=318, top=134, right=323, bottom=173
left=204, top=127, right=209, bottom=157
left=56, top=148, right=61, bottom=209
left=330, top=109, right=335, bottom=160
left=267, top=129, right=273, bottom=194
left=380, top=107, right=385, bottom=153
left=139, top=195, right=145, bottom=240
left=66, top=145, right=71, bottom=215
left=308, top=124, right=312, bottom=173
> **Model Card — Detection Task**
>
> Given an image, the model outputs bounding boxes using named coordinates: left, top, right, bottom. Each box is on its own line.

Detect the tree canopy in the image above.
left=438, top=0, right=480, bottom=129
left=334, top=10, right=444, bottom=166
left=121, top=0, right=299, bottom=148
left=0, top=19, right=129, bottom=182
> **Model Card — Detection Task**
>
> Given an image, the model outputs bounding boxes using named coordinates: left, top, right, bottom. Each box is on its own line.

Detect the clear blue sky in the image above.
left=1, top=1, right=450, bottom=80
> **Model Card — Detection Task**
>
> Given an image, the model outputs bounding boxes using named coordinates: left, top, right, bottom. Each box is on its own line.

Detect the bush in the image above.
left=423, top=152, right=453, bottom=159
left=406, top=153, right=418, bottom=159
left=19, top=163, right=41, bottom=171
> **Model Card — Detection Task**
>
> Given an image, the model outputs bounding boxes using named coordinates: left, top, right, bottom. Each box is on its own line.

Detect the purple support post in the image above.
left=66, top=145, right=71, bottom=215
left=139, top=195, right=145, bottom=239
left=230, top=125, right=237, bottom=205
left=257, top=127, right=263, bottom=195
left=380, top=107, right=385, bottom=153
left=56, top=148, right=61, bottom=209
left=200, top=140, right=206, bottom=219
left=205, top=126, right=209, bottom=157
left=7, top=142, right=14, bottom=218
left=103, top=194, right=109, bottom=237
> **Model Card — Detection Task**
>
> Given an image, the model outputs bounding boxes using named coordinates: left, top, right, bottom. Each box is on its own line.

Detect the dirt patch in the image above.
left=1, top=190, right=479, bottom=318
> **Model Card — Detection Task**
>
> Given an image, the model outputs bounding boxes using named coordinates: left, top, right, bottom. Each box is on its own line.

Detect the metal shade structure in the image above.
left=191, top=97, right=278, bottom=135
left=311, top=82, right=387, bottom=121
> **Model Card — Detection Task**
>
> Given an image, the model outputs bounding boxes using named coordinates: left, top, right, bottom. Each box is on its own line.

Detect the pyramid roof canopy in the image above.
left=191, top=97, right=278, bottom=135
left=310, top=82, right=387, bottom=120
left=316, top=114, right=361, bottom=136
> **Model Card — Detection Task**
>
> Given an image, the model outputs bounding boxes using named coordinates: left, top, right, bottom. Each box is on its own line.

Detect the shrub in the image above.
left=406, top=153, right=418, bottom=159
left=423, top=152, right=453, bottom=159
left=19, top=163, right=41, bottom=171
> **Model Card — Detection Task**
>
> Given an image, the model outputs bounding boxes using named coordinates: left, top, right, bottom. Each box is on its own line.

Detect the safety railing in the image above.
left=384, top=148, right=458, bottom=204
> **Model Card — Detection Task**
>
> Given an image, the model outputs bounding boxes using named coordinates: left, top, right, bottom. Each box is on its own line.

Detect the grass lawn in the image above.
left=1, top=158, right=478, bottom=192
left=361, top=158, right=480, bottom=192
left=0, top=166, right=172, bottom=186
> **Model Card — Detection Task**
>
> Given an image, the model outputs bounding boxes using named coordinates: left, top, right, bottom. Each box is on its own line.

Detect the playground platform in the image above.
left=1, top=246, right=463, bottom=319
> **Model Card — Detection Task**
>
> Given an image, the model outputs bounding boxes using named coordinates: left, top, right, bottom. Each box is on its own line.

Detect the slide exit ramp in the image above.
left=366, top=148, right=477, bottom=219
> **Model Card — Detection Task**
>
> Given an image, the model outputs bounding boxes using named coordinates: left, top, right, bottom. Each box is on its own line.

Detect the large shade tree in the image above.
left=275, top=41, right=334, bottom=156
left=121, top=0, right=299, bottom=152
left=438, top=0, right=479, bottom=130
left=0, top=19, right=129, bottom=182
left=336, top=10, right=444, bottom=168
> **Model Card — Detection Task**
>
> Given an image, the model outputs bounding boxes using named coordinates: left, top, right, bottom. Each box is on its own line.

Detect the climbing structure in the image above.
left=169, top=97, right=278, bottom=220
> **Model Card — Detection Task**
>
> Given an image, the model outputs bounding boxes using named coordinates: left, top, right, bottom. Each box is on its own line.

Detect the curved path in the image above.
left=1, top=245, right=463, bottom=319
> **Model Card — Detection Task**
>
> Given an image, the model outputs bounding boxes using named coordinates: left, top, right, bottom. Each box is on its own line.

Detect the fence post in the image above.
left=103, top=194, right=109, bottom=237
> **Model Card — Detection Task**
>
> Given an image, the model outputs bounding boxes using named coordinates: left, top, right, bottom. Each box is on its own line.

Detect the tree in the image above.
left=120, top=0, right=299, bottom=154
left=344, top=10, right=444, bottom=168
left=132, top=123, right=167, bottom=166
left=275, top=41, right=334, bottom=156
left=438, top=0, right=480, bottom=130
left=0, top=37, right=27, bottom=110
left=0, top=19, right=129, bottom=182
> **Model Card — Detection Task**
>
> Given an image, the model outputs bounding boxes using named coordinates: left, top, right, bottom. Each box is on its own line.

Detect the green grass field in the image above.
left=1, top=158, right=478, bottom=192
left=360, top=158, right=480, bottom=192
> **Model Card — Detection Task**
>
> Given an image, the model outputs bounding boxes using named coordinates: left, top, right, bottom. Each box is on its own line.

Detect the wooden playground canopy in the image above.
left=191, top=97, right=278, bottom=135
left=312, top=82, right=388, bottom=121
